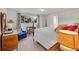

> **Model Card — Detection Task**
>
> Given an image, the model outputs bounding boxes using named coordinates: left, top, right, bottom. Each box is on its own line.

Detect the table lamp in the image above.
left=7, top=19, right=14, bottom=31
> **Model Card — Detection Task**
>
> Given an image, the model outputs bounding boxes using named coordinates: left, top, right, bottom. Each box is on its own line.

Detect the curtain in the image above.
left=16, top=13, right=21, bottom=29
left=37, top=15, right=40, bottom=28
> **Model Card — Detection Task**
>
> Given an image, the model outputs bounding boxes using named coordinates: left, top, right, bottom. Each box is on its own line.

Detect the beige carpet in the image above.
left=18, top=34, right=45, bottom=51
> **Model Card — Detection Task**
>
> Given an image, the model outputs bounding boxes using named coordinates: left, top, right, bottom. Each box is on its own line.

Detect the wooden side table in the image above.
left=2, top=31, right=18, bottom=51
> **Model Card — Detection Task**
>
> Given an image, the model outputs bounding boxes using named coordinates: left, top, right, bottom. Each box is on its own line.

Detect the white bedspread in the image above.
left=34, top=27, right=57, bottom=49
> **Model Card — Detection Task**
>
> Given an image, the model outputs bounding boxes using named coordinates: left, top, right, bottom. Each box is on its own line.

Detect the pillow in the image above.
left=72, top=25, right=77, bottom=29
left=21, top=27, right=26, bottom=32
left=63, top=25, right=72, bottom=29
left=67, top=27, right=76, bottom=31
left=63, top=26, right=69, bottom=30
left=64, top=25, right=77, bottom=31
left=54, top=24, right=67, bottom=32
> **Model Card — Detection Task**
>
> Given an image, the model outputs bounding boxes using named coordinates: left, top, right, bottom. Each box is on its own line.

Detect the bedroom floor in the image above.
left=18, top=34, right=46, bottom=51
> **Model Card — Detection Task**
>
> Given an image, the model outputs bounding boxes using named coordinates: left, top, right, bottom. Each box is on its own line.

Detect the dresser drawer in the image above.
left=58, top=33, right=74, bottom=49
left=2, top=34, right=18, bottom=51
left=59, top=33, right=73, bottom=39
left=74, top=35, right=79, bottom=50
left=6, top=34, right=18, bottom=40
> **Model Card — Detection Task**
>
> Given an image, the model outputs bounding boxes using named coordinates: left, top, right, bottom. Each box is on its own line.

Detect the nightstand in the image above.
left=2, top=31, right=18, bottom=51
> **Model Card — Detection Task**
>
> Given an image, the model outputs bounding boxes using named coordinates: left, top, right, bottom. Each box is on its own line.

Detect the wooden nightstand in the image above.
left=2, top=31, right=18, bottom=51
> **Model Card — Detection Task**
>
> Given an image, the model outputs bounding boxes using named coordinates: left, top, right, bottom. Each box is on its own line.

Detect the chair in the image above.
left=18, top=31, right=27, bottom=40
left=18, top=25, right=28, bottom=40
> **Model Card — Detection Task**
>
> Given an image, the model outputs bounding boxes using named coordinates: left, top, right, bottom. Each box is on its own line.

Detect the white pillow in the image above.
left=21, top=27, right=27, bottom=32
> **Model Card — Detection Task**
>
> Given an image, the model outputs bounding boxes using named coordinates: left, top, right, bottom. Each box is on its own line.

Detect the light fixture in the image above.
left=40, top=8, right=45, bottom=12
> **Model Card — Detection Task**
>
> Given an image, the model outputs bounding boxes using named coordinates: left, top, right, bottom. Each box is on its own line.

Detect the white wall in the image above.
left=6, top=9, right=17, bottom=29
left=46, top=10, right=79, bottom=27
left=47, top=14, right=53, bottom=27
left=0, top=8, right=7, bottom=13
left=58, top=10, right=79, bottom=25
left=39, top=15, right=47, bottom=28
left=46, top=14, right=58, bottom=29
left=0, top=8, right=18, bottom=29
left=1, top=8, right=79, bottom=30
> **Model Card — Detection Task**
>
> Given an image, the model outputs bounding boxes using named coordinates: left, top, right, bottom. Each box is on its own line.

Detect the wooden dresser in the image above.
left=2, top=31, right=18, bottom=51
left=58, top=30, right=79, bottom=51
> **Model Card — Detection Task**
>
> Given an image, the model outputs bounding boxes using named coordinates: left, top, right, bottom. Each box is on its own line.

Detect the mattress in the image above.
left=34, top=27, right=57, bottom=49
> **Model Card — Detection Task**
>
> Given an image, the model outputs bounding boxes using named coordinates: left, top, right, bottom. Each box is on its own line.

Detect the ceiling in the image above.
left=8, top=8, right=79, bottom=15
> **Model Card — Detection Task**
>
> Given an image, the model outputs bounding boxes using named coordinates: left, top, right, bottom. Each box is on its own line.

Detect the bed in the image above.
left=34, top=27, right=57, bottom=49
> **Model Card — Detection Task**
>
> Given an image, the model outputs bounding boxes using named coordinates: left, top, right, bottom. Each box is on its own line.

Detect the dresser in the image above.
left=2, top=31, right=18, bottom=51
left=58, top=30, right=79, bottom=51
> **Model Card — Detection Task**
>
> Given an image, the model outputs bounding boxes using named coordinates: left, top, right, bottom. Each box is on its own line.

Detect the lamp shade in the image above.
left=7, top=19, right=14, bottom=31
left=8, top=20, right=14, bottom=23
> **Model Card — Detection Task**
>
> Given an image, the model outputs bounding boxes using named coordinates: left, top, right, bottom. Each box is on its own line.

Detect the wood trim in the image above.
left=48, top=43, right=61, bottom=51
left=36, top=42, right=47, bottom=50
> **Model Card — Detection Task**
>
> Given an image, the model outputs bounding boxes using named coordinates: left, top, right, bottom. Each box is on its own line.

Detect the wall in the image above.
left=47, top=14, right=54, bottom=27
left=2, top=8, right=79, bottom=29
left=46, top=10, right=79, bottom=27
left=0, top=8, right=18, bottom=29
left=0, top=8, right=7, bottom=13
left=58, top=10, right=79, bottom=25
left=39, top=15, right=47, bottom=28
left=6, top=9, right=17, bottom=29
left=46, top=14, right=58, bottom=29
